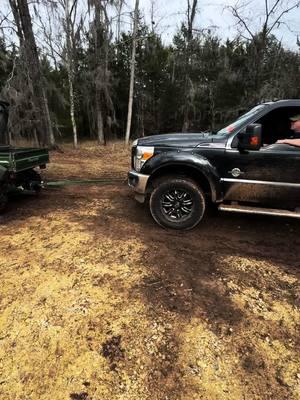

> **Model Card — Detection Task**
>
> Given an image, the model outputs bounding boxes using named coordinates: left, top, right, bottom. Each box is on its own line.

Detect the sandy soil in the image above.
left=0, top=142, right=299, bottom=400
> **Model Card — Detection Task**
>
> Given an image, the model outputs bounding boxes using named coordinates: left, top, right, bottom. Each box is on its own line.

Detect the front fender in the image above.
left=142, top=151, right=222, bottom=202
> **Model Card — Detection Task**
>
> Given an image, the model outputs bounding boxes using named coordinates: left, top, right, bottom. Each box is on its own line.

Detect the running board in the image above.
left=218, top=204, right=300, bottom=219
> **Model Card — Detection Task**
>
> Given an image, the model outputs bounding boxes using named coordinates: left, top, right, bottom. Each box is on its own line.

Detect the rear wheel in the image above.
left=149, top=177, right=206, bottom=230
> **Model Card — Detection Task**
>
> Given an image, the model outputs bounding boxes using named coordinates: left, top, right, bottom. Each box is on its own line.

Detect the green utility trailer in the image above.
left=0, top=102, right=49, bottom=212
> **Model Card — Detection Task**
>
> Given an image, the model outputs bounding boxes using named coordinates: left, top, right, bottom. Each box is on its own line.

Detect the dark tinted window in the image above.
left=257, top=106, right=300, bottom=145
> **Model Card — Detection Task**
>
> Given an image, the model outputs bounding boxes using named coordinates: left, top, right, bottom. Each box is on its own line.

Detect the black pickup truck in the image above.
left=0, top=101, right=49, bottom=212
left=128, top=99, right=300, bottom=229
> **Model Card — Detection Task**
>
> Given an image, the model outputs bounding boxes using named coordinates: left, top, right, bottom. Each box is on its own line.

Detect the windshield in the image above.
left=216, top=104, right=267, bottom=136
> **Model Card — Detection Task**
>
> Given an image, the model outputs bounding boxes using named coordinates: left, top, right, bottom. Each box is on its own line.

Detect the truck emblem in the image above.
left=230, top=168, right=243, bottom=177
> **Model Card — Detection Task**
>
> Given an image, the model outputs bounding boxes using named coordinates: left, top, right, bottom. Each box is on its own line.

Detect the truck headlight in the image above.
left=134, top=146, right=154, bottom=172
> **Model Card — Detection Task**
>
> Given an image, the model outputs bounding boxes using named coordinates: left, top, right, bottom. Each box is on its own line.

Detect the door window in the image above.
left=231, top=106, right=300, bottom=149
left=257, top=107, right=300, bottom=146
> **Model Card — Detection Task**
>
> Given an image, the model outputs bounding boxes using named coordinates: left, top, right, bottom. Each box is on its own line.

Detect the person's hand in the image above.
left=276, top=139, right=286, bottom=144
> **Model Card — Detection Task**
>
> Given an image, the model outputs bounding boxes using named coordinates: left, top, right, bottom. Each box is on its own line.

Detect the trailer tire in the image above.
left=23, top=169, right=42, bottom=193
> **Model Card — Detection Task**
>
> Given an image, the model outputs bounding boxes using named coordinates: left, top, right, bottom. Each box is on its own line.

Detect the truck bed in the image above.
left=0, top=146, right=49, bottom=172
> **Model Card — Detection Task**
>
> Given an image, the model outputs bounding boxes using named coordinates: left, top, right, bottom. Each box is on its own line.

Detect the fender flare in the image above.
left=142, top=151, right=222, bottom=202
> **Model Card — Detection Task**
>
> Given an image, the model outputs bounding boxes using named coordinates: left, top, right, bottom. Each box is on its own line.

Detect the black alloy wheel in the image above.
left=161, top=189, right=193, bottom=221
left=150, top=177, right=206, bottom=230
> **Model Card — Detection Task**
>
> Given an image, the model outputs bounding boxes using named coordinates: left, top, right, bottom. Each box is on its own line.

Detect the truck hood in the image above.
left=136, top=132, right=227, bottom=148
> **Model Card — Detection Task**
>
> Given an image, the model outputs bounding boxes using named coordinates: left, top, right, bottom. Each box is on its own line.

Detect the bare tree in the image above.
left=149, top=0, right=156, bottom=34
left=93, top=0, right=109, bottom=145
left=227, top=0, right=300, bottom=100
left=182, top=0, right=198, bottom=132
left=94, top=0, right=105, bottom=144
left=64, top=0, right=79, bottom=148
left=8, top=0, right=55, bottom=147
left=42, top=0, right=83, bottom=148
left=88, top=0, right=116, bottom=145
left=125, top=0, right=139, bottom=145
left=115, top=0, right=125, bottom=44
left=227, top=0, right=300, bottom=41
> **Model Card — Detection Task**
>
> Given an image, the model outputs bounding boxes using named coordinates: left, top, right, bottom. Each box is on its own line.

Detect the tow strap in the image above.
left=44, top=177, right=125, bottom=188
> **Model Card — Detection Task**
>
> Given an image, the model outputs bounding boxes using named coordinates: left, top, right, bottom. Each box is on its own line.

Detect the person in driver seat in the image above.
left=276, top=115, right=300, bottom=147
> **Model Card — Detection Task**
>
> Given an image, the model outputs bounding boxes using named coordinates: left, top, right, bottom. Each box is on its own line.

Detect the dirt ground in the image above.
left=0, top=142, right=299, bottom=400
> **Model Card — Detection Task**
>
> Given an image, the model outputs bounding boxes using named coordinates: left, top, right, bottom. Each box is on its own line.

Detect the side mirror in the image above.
left=238, top=123, right=262, bottom=151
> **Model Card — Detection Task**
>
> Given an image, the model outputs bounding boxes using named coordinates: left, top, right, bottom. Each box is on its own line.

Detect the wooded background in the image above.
left=0, top=0, right=300, bottom=147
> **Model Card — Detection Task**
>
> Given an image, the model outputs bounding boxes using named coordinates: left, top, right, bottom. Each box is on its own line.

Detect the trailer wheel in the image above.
left=23, top=169, right=42, bottom=193
left=149, top=177, right=206, bottom=230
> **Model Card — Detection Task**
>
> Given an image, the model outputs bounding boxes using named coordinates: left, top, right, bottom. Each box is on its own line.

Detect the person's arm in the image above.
left=276, top=138, right=300, bottom=147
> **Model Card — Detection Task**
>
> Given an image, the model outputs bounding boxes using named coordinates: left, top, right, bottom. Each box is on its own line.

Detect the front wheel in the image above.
left=149, top=177, right=206, bottom=230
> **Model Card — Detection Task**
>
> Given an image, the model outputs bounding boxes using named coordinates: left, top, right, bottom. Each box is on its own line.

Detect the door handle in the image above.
left=228, top=168, right=245, bottom=177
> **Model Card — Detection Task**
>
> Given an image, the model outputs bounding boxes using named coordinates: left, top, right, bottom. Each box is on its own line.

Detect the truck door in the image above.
left=221, top=106, right=300, bottom=209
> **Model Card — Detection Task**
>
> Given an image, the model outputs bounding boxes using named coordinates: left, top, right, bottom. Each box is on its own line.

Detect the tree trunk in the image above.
left=68, top=74, right=78, bottom=148
left=43, top=90, right=55, bottom=147
left=125, top=0, right=139, bottom=145
left=65, top=0, right=78, bottom=149
left=13, top=0, right=54, bottom=147
left=97, top=104, right=104, bottom=145
left=94, top=0, right=105, bottom=145
left=9, top=0, right=23, bottom=43
left=182, top=0, right=198, bottom=133
left=116, top=0, right=124, bottom=45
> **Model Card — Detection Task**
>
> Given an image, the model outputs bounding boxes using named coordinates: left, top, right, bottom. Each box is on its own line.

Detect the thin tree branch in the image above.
left=227, top=5, right=255, bottom=40
left=267, top=2, right=300, bottom=35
